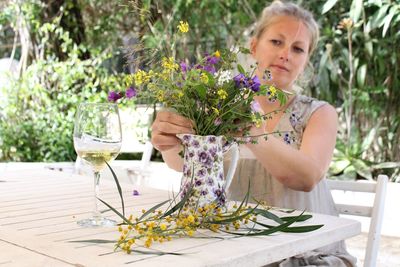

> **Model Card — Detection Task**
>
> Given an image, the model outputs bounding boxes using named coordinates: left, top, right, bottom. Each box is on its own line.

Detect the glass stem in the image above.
left=93, top=171, right=101, bottom=219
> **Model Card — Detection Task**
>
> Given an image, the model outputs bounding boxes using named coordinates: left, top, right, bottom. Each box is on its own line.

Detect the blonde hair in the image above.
left=253, top=0, right=319, bottom=56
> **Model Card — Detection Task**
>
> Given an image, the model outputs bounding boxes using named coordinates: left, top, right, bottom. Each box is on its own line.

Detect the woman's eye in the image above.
left=293, top=46, right=305, bottom=53
left=270, top=39, right=281, bottom=46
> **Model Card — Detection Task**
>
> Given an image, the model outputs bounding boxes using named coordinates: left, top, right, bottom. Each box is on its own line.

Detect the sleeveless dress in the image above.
left=224, top=95, right=357, bottom=267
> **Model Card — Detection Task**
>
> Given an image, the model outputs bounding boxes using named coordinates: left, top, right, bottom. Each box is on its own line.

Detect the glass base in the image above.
left=77, top=216, right=117, bottom=228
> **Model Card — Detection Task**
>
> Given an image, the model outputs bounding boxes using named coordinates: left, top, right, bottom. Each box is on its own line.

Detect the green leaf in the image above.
left=352, top=159, right=373, bottom=180
left=205, top=71, right=215, bottom=87
left=195, top=84, right=207, bottom=100
left=226, top=211, right=311, bottom=236
left=357, top=64, right=367, bottom=87
left=162, top=184, right=194, bottom=218
left=97, top=198, right=131, bottom=225
left=349, top=0, right=363, bottom=23
left=139, top=199, right=170, bottom=221
left=361, top=128, right=376, bottom=153
left=105, top=161, right=125, bottom=217
left=68, top=239, right=116, bottom=244
left=365, top=40, right=373, bottom=57
left=237, top=64, right=245, bottom=74
left=372, top=162, right=400, bottom=169
left=371, top=4, right=390, bottom=29
left=330, top=159, right=351, bottom=175
left=382, top=6, right=397, bottom=37
left=322, top=0, right=339, bottom=14
left=281, top=214, right=313, bottom=222
left=253, top=208, right=284, bottom=224
left=252, top=220, right=323, bottom=233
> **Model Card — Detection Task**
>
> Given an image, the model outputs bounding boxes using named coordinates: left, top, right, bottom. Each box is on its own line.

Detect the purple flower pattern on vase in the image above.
left=177, top=134, right=237, bottom=209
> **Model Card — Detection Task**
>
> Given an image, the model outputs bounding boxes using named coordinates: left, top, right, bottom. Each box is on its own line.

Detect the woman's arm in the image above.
left=246, top=104, right=338, bottom=192
left=151, top=111, right=193, bottom=172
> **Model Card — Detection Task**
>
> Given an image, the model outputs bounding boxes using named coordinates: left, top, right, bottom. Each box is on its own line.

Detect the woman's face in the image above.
left=251, top=15, right=311, bottom=91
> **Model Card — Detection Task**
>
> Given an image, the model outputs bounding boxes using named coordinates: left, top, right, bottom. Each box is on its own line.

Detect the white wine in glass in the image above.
left=73, top=102, right=122, bottom=227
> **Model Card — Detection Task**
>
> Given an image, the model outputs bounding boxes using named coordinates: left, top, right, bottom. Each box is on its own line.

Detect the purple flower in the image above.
left=180, top=62, right=189, bottom=72
left=192, top=140, right=200, bottom=148
left=251, top=101, right=262, bottom=113
left=209, top=147, right=217, bottom=158
left=207, top=177, right=214, bottom=186
left=197, top=169, right=206, bottom=177
left=206, top=56, right=220, bottom=65
left=201, top=189, right=209, bottom=196
left=247, top=75, right=261, bottom=92
left=107, top=91, right=123, bottom=102
left=183, top=134, right=191, bottom=142
left=133, top=189, right=140, bottom=196
left=126, top=87, right=137, bottom=99
left=214, top=188, right=223, bottom=197
left=195, top=179, right=202, bottom=187
left=202, top=64, right=216, bottom=74
left=208, top=136, right=216, bottom=143
left=284, top=133, right=294, bottom=145
left=198, top=151, right=212, bottom=166
left=233, top=73, right=246, bottom=88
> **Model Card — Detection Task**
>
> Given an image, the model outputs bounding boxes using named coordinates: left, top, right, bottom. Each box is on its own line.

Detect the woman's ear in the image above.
left=250, top=38, right=258, bottom=56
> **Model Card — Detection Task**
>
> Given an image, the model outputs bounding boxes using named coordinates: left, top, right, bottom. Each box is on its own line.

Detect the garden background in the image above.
left=0, top=0, right=399, bottom=182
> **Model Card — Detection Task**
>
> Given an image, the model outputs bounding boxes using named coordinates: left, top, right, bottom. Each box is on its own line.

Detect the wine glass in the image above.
left=73, top=102, right=122, bottom=227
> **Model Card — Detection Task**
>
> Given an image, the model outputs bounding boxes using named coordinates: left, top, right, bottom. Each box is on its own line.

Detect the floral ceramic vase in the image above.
left=177, top=134, right=239, bottom=209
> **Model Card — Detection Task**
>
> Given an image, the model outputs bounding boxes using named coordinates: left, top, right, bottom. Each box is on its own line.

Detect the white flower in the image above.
left=216, top=70, right=232, bottom=85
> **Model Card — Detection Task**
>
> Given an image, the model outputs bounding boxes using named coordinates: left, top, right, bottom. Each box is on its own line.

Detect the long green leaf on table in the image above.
left=98, top=197, right=131, bottom=225
left=106, top=161, right=125, bottom=217
left=139, top=199, right=170, bottom=221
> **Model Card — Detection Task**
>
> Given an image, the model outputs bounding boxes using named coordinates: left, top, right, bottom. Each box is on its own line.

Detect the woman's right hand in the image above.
left=151, top=111, right=194, bottom=152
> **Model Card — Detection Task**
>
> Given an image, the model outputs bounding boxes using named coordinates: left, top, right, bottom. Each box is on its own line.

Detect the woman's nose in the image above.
left=279, top=47, right=290, bottom=62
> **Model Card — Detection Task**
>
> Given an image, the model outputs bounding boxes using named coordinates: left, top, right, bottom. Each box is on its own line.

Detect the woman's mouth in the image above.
left=270, top=64, right=289, bottom=72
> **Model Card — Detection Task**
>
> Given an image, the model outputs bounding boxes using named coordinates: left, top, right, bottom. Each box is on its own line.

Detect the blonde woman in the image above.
left=151, top=1, right=356, bottom=266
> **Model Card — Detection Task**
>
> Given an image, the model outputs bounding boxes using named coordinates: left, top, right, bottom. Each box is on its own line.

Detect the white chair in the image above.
left=124, top=140, right=154, bottom=185
left=326, top=175, right=389, bottom=267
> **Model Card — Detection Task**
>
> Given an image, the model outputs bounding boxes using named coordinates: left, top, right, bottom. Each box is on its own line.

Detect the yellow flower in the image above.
left=177, top=21, right=189, bottom=33
left=177, top=91, right=184, bottom=99
left=160, top=223, right=167, bottom=231
left=133, top=70, right=152, bottom=86
left=214, top=50, right=221, bottom=58
left=212, top=107, right=220, bottom=115
left=269, top=85, right=277, bottom=97
left=217, top=89, right=228, bottom=100
left=200, top=72, right=209, bottom=84
left=187, top=230, right=194, bottom=236
left=187, top=214, right=195, bottom=224
left=144, top=238, right=152, bottom=248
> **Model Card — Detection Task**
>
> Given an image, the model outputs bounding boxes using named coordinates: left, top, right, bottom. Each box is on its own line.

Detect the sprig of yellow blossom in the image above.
left=177, top=21, right=189, bottom=33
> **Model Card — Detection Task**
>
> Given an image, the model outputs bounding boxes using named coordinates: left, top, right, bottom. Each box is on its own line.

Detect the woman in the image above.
left=151, top=1, right=356, bottom=266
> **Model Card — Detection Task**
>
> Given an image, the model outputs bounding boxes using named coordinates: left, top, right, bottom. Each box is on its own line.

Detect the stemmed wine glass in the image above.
left=73, top=102, right=122, bottom=227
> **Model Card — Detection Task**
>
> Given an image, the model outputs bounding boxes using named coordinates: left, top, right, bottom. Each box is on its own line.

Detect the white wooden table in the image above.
left=0, top=168, right=361, bottom=267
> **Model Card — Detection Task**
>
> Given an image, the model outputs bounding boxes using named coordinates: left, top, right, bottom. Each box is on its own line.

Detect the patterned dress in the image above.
left=224, top=95, right=357, bottom=267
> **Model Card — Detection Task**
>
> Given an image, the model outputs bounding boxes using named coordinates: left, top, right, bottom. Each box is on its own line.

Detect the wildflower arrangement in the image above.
left=97, top=22, right=321, bottom=255
left=108, top=21, right=289, bottom=142
left=99, top=163, right=323, bottom=255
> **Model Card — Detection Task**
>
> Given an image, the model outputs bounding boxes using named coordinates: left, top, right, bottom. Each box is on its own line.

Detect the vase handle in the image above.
left=224, top=143, right=239, bottom=190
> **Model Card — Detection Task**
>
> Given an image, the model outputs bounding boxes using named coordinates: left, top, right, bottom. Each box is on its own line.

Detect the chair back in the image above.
left=326, top=175, right=388, bottom=267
